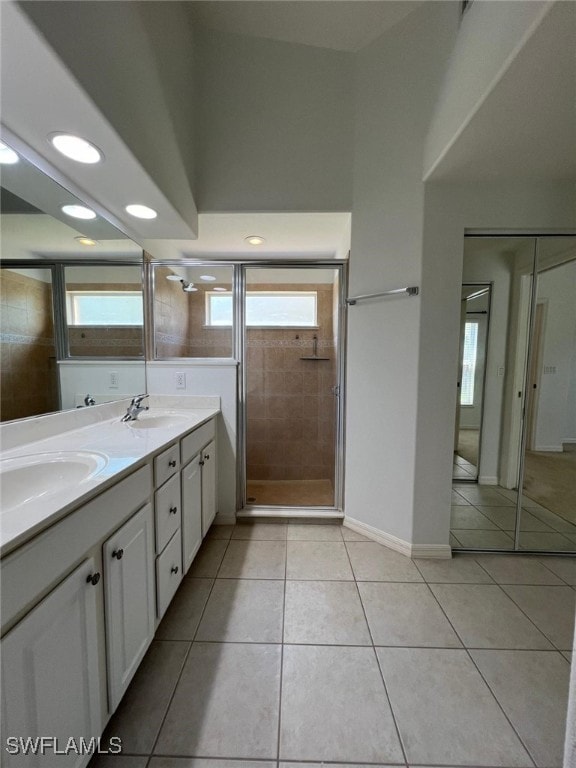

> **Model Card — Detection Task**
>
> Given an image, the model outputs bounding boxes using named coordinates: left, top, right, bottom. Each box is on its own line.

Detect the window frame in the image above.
left=460, top=319, right=479, bottom=407
left=65, top=289, right=144, bottom=327
left=205, top=289, right=319, bottom=329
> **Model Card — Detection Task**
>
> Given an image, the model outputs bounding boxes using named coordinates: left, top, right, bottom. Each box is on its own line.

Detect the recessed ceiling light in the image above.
left=200, top=275, right=216, bottom=282
left=0, top=141, right=19, bottom=164
left=74, top=236, right=98, bottom=246
left=245, top=235, right=265, bottom=246
left=61, top=204, right=97, bottom=220
left=213, top=287, right=227, bottom=292
left=50, top=133, right=103, bottom=164
left=125, top=204, right=157, bottom=220
left=166, top=274, right=184, bottom=281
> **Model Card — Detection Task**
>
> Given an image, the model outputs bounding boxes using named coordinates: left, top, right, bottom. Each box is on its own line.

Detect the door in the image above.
left=182, top=454, right=202, bottom=572
left=201, top=440, right=217, bottom=534
left=518, top=241, right=576, bottom=552
left=103, top=504, right=155, bottom=711
left=242, top=265, right=343, bottom=509
left=453, top=285, right=491, bottom=483
left=1, top=559, right=102, bottom=768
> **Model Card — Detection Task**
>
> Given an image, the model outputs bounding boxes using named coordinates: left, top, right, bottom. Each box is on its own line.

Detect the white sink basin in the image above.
left=127, top=413, right=191, bottom=430
left=0, top=451, right=108, bottom=512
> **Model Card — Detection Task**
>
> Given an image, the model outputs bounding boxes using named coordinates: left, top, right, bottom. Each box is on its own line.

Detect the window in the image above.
left=66, top=291, right=143, bottom=326
left=460, top=321, right=478, bottom=406
left=206, top=291, right=318, bottom=328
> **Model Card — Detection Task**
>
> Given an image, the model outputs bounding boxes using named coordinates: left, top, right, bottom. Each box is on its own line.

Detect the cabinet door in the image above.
left=201, top=440, right=217, bottom=536
left=181, top=455, right=202, bottom=574
left=1, top=559, right=102, bottom=768
left=103, top=504, right=155, bottom=712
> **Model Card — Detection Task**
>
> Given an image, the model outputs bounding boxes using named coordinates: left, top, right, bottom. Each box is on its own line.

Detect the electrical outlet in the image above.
left=175, top=371, right=186, bottom=389
left=497, top=366, right=505, bottom=377
left=109, top=370, right=119, bottom=388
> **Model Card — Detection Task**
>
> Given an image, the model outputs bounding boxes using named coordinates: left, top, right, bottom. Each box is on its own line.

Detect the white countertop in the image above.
left=0, top=397, right=220, bottom=557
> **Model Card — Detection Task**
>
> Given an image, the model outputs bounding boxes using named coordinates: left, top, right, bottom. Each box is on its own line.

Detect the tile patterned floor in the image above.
left=451, top=483, right=576, bottom=551
left=91, top=523, right=575, bottom=768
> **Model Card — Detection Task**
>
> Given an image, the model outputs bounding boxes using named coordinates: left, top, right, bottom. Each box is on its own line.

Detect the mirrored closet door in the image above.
left=451, top=235, right=576, bottom=554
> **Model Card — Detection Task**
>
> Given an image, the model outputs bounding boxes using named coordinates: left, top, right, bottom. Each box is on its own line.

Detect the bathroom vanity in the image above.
left=0, top=396, right=220, bottom=767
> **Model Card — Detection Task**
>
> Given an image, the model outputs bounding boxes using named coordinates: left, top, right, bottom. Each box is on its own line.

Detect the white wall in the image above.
left=145, top=361, right=238, bottom=521
left=415, top=181, right=576, bottom=544
left=194, top=28, right=354, bottom=212
left=58, top=361, right=146, bottom=410
left=345, top=2, right=459, bottom=543
left=424, top=0, right=551, bottom=178
left=534, top=259, right=576, bottom=450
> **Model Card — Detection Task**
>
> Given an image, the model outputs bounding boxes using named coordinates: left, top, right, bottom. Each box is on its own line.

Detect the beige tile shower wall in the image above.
left=187, top=285, right=233, bottom=358
left=154, top=267, right=191, bottom=357
left=246, top=283, right=336, bottom=483
left=0, top=270, right=58, bottom=421
left=154, top=269, right=233, bottom=358
left=66, top=283, right=144, bottom=357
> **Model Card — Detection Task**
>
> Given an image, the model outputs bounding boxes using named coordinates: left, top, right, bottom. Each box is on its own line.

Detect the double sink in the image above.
left=0, top=410, right=192, bottom=513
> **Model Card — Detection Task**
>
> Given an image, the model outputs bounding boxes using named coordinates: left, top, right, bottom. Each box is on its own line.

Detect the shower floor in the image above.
left=246, top=479, right=334, bottom=507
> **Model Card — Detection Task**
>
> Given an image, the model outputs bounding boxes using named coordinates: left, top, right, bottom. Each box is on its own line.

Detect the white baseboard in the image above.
left=213, top=512, right=237, bottom=525
left=534, top=445, right=563, bottom=452
left=343, top=516, right=452, bottom=560
left=563, top=438, right=576, bottom=444
left=478, top=475, right=498, bottom=485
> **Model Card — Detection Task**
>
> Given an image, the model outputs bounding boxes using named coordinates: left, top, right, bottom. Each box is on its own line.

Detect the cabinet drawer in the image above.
left=181, top=419, right=216, bottom=465
left=154, top=443, right=180, bottom=487
left=154, top=474, right=181, bottom=554
left=156, top=530, right=182, bottom=619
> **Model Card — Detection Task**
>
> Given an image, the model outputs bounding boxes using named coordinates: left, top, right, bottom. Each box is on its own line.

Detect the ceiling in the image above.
left=187, top=1, right=423, bottom=52
left=426, top=1, right=576, bottom=181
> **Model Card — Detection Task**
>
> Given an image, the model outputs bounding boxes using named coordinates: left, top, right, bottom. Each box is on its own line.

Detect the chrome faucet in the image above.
left=121, top=394, right=149, bottom=422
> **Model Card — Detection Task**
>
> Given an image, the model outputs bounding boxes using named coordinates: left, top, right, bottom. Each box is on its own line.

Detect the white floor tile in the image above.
left=280, top=645, right=403, bottom=762
left=377, top=648, right=532, bottom=766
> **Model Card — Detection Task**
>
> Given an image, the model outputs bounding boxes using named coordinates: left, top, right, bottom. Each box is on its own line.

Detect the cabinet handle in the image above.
left=199, top=460, right=205, bottom=466
left=204, top=454, right=210, bottom=460
left=86, top=572, right=101, bottom=586
left=168, top=460, right=177, bottom=467
left=171, top=565, right=179, bottom=575
left=169, top=506, right=178, bottom=515
left=112, top=549, right=124, bottom=560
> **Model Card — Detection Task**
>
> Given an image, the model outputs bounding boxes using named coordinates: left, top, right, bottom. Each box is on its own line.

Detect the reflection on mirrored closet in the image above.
left=0, top=138, right=146, bottom=420
left=451, top=235, right=576, bottom=554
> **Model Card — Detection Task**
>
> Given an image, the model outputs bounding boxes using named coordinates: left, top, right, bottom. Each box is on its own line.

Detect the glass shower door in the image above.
left=243, top=266, right=342, bottom=509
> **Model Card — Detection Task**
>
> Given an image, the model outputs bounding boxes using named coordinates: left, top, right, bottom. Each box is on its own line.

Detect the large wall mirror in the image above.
left=0, top=138, right=146, bottom=421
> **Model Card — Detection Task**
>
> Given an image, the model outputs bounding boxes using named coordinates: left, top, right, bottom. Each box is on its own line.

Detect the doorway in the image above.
left=241, top=265, right=345, bottom=511
left=453, top=284, right=491, bottom=482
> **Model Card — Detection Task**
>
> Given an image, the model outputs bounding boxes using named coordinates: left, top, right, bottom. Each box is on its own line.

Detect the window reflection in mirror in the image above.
left=0, top=266, right=58, bottom=421
left=64, top=265, right=144, bottom=358
left=153, top=265, right=234, bottom=358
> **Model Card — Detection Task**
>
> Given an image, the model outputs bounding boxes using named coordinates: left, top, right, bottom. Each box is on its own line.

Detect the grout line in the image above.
left=342, top=536, right=409, bottom=767
left=425, top=584, right=538, bottom=768
left=276, top=527, right=288, bottom=762
left=497, top=582, right=573, bottom=653
left=147, top=535, right=232, bottom=761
